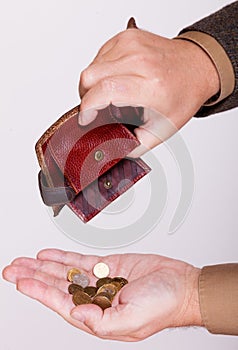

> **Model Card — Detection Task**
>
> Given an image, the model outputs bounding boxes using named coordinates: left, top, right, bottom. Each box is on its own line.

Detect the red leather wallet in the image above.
left=35, top=104, right=151, bottom=222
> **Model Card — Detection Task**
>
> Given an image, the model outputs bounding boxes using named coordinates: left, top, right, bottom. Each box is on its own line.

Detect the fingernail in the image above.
left=78, top=109, right=97, bottom=125
left=71, top=311, right=85, bottom=323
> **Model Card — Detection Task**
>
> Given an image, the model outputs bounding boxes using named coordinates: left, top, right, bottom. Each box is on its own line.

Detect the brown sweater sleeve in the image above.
left=179, top=1, right=238, bottom=118
left=199, top=264, right=238, bottom=335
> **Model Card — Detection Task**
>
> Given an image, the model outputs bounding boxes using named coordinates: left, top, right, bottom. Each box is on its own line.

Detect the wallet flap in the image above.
left=69, top=157, right=151, bottom=222
left=38, top=157, right=151, bottom=223
left=36, top=105, right=140, bottom=194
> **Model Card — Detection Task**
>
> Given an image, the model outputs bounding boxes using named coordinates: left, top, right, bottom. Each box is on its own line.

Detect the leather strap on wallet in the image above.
left=35, top=104, right=151, bottom=222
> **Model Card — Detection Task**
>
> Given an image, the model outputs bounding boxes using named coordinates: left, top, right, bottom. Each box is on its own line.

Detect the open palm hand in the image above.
left=2, top=249, right=202, bottom=341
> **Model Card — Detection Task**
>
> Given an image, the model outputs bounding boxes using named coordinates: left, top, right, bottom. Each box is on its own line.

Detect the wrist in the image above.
left=186, top=267, right=204, bottom=327
left=173, top=38, right=220, bottom=104
left=176, top=267, right=204, bottom=328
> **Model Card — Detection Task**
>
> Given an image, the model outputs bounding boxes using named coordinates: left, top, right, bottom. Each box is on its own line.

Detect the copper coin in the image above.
left=112, top=277, right=128, bottom=288
left=94, top=291, right=113, bottom=302
left=96, top=277, right=113, bottom=288
left=68, top=283, right=83, bottom=295
left=97, top=283, right=118, bottom=298
left=92, top=292, right=112, bottom=310
left=110, top=281, right=122, bottom=292
left=83, top=286, right=98, bottom=297
left=67, top=268, right=81, bottom=282
left=72, top=290, right=92, bottom=306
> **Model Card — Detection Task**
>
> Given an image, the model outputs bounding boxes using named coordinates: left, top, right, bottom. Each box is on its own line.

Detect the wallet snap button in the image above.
left=94, top=150, right=104, bottom=161
left=103, top=180, right=112, bottom=189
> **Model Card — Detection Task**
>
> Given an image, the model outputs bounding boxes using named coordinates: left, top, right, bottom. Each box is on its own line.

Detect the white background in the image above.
left=0, top=0, right=238, bottom=349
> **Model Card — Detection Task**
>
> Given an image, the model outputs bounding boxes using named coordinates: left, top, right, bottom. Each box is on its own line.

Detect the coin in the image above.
left=97, top=283, right=118, bottom=298
left=69, top=273, right=129, bottom=310
left=73, top=273, right=90, bottom=288
left=72, top=290, right=92, bottom=306
left=93, top=262, right=110, bottom=278
left=68, top=283, right=83, bottom=295
left=92, top=292, right=112, bottom=310
left=96, top=277, right=113, bottom=288
left=67, top=268, right=81, bottom=282
left=83, top=286, right=98, bottom=298
left=112, top=277, right=128, bottom=288
left=111, top=281, right=122, bottom=291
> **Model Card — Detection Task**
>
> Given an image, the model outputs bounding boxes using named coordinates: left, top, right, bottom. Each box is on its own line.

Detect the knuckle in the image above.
left=121, top=29, right=139, bottom=40
left=116, top=30, right=127, bottom=41
left=92, top=325, right=111, bottom=338
left=79, top=97, right=88, bottom=112
left=131, top=52, right=147, bottom=65
left=100, top=77, right=118, bottom=92
left=150, top=76, right=162, bottom=91
left=97, top=43, right=109, bottom=57
left=80, top=67, right=93, bottom=89
left=117, top=30, right=140, bottom=48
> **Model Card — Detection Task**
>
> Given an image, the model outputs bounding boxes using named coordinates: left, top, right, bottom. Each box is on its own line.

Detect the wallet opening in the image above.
left=36, top=104, right=151, bottom=222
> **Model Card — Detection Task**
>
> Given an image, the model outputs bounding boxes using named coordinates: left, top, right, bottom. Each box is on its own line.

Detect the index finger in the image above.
left=16, top=278, right=94, bottom=336
left=37, top=249, right=124, bottom=278
left=37, top=249, right=99, bottom=270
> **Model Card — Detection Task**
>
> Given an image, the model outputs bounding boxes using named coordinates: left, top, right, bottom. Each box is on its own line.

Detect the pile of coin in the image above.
left=67, top=262, right=128, bottom=310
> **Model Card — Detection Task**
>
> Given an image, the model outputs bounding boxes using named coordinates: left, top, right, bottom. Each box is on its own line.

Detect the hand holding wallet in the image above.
left=35, top=104, right=151, bottom=222
left=35, top=18, right=151, bottom=223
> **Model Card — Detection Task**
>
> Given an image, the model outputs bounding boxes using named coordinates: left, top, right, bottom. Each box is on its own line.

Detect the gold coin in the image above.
left=97, top=283, right=118, bottom=298
left=95, top=291, right=113, bottom=301
left=67, top=268, right=81, bottom=282
left=72, top=290, right=92, bottom=306
left=110, top=281, right=122, bottom=292
left=96, top=277, right=113, bottom=288
left=112, top=277, right=128, bottom=288
left=92, top=292, right=112, bottom=310
left=68, top=283, right=83, bottom=295
left=83, top=286, right=98, bottom=297
left=93, top=262, right=110, bottom=278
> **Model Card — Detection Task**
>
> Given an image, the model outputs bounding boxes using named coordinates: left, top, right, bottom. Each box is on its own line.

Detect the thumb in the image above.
left=71, top=304, right=103, bottom=333
left=78, top=108, right=98, bottom=126
left=128, top=109, right=178, bottom=158
left=127, top=127, right=161, bottom=158
left=71, top=302, right=136, bottom=339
